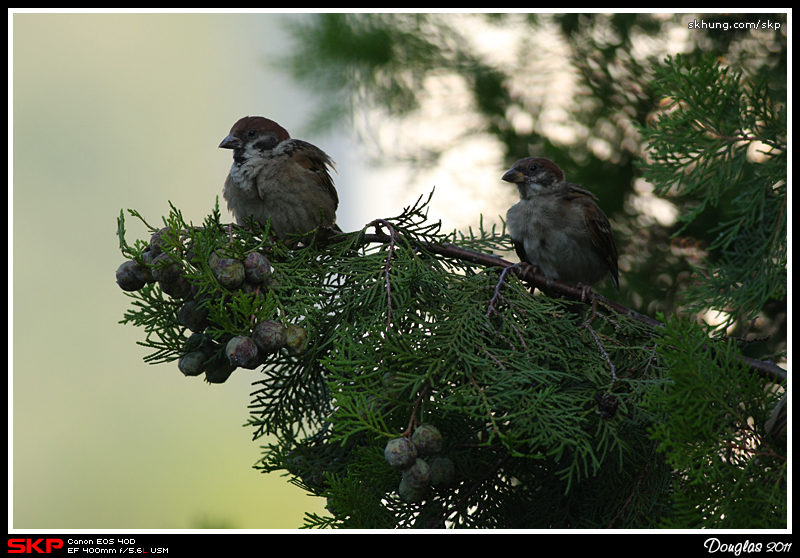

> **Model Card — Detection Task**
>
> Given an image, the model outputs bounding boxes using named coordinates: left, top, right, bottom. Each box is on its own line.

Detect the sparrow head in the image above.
left=219, top=116, right=291, bottom=164
left=502, top=157, right=565, bottom=199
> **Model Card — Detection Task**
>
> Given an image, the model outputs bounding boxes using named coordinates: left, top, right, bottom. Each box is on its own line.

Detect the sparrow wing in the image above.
left=581, top=197, right=619, bottom=291
left=284, top=140, right=339, bottom=210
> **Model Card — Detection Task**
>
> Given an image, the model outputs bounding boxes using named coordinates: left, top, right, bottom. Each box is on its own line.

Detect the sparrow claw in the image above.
left=517, top=262, right=539, bottom=280
left=575, top=283, right=599, bottom=324
left=518, top=262, right=532, bottom=276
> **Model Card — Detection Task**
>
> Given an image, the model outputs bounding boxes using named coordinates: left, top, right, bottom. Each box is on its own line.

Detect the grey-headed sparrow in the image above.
left=220, top=116, right=339, bottom=241
left=503, top=157, right=619, bottom=291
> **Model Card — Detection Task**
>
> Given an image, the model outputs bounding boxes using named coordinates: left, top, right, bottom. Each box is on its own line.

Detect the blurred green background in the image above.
left=11, top=12, right=373, bottom=530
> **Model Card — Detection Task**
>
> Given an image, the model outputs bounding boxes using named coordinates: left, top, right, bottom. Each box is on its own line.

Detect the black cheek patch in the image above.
left=254, top=137, right=278, bottom=152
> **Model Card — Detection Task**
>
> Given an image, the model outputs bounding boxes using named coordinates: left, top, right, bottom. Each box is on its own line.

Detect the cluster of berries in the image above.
left=384, top=425, right=455, bottom=503
left=116, top=227, right=306, bottom=383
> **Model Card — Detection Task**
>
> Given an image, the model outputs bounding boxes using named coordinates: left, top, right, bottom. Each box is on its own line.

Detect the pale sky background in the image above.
left=10, top=12, right=381, bottom=531
left=10, top=11, right=524, bottom=531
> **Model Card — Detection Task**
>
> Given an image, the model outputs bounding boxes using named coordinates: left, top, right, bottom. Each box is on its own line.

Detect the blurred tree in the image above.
left=280, top=12, right=787, bottom=360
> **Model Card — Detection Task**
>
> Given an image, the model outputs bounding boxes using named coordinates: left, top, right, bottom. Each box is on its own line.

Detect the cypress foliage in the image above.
left=115, top=53, right=786, bottom=529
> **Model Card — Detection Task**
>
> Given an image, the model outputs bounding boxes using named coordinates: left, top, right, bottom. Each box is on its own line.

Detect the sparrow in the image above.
left=219, top=116, right=339, bottom=242
left=502, top=157, right=619, bottom=291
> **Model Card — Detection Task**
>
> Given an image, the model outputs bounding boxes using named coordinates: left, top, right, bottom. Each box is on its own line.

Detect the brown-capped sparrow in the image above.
left=503, top=157, right=619, bottom=291
left=220, top=116, right=339, bottom=242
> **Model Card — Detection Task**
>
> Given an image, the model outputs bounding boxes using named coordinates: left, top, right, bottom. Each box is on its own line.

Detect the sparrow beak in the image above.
left=502, top=168, right=525, bottom=184
left=219, top=134, right=241, bottom=150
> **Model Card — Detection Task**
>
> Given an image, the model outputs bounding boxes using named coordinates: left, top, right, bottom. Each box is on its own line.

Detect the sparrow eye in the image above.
left=527, top=164, right=538, bottom=173
left=247, top=130, right=257, bottom=138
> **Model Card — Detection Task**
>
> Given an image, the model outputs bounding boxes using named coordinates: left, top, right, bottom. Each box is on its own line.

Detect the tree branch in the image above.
left=357, top=232, right=787, bottom=384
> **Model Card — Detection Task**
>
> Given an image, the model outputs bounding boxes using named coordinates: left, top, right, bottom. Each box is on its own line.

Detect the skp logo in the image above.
left=8, top=539, right=64, bottom=554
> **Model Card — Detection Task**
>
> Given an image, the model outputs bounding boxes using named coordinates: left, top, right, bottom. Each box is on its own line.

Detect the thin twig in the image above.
left=583, top=321, right=617, bottom=384
left=486, top=264, right=518, bottom=318
left=405, top=382, right=430, bottom=436
left=368, top=219, right=399, bottom=331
